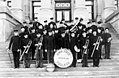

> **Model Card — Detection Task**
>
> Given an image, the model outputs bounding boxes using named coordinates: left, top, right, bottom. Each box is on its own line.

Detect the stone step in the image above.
left=0, top=70, right=119, bottom=77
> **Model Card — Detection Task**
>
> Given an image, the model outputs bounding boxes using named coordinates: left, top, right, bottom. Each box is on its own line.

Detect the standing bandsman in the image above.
left=58, top=30, right=70, bottom=49
left=23, top=21, right=29, bottom=33
left=8, top=30, right=21, bottom=68
left=97, top=27, right=103, bottom=59
left=44, top=29, right=56, bottom=63
left=21, top=33, right=31, bottom=68
left=91, top=31, right=100, bottom=67
left=19, top=27, right=26, bottom=39
left=70, top=32, right=78, bottom=67
left=80, top=31, right=89, bottom=67
left=29, top=28, right=36, bottom=60
left=102, top=28, right=112, bottom=59
left=34, top=32, right=44, bottom=68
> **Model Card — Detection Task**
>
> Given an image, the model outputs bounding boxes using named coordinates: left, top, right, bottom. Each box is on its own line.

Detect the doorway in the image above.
left=56, top=10, right=71, bottom=22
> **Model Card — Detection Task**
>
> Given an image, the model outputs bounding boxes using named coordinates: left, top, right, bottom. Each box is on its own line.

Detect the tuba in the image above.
left=19, top=40, right=32, bottom=61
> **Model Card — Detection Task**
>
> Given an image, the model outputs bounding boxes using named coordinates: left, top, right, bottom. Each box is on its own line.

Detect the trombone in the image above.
left=19, top=40, right=32, bottom=61
left=91, top=36, right=101, bottom=57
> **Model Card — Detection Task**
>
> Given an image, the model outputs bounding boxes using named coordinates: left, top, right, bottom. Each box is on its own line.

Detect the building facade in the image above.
left=5, top=0, right=118, bottom=24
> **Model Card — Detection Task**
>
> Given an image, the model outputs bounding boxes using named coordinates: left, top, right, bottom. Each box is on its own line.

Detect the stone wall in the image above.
left=0, top=6, right=21, bottom=42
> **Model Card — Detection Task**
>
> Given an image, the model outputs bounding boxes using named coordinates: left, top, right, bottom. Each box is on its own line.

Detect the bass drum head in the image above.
left=54, top=48, right=73, bottom=68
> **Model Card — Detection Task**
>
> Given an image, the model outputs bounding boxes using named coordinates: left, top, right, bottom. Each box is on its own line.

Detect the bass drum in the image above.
left=54, top=48, right=73, bottom=68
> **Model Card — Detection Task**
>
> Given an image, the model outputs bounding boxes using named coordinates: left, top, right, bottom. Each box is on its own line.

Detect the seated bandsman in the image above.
left=102, top=28, right=112, bottom=59
left=34, top=31, right=44, bottom=68
left=21, top=33, right=31, bottom=68
left=8, top=30, right=21, bottom=68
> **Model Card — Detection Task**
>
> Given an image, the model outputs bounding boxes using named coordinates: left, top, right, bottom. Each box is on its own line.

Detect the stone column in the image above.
left=38, top=0, right=53, bottom=23
left=94, top=0, right=104, bottom=22
left=22, top=0, right=30, bottom=22
left=74, top=0, right=90, bottom=24
left=10, top=0, right=23, bottom=22
left=102, top=0, right=115, bottom=21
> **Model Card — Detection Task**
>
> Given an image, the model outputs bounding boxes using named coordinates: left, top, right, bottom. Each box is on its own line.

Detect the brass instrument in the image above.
left=91, top=36, right=101, bottom=57
left=83, top=39, right=89, bottom=54
left=34, top=36, right=43, bottom=58
left=19, top=40, right=32, bottom=61
left=82, top=39, right=89, bottom=59
left=70, top=18, right=83, bottom=32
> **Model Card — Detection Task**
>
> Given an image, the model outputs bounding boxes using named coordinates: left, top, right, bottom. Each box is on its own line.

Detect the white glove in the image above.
left=74, top=45, right=80, bottom=52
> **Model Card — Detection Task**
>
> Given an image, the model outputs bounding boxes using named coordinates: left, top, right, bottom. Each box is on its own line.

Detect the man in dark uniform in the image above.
left=87, top=27, right=93, bottom=59
left=70, top=32, right=78, bottom=67
left=48, top=18, right=57, bottom=31
left=44, top=29, right=55, bottom=63
left=97, top=27, right=103, bottom=59
left=23, top=21, right=29, bottom=33
left=58, top=31, right=70, bottom=49
left=102, top=28, right=112, bottom=59
left=91, top=31, right=100, bottom=67
left=34, top=32, right=44, bottom=68
left=29, top=28, right=36, bottom=60
left=80, top=31, right=89, bottom=67
left=8, top=30, right=20, bottom=68
left=19, top=27, right=26, bottom=39
left=21, top=33, right=31, bottom=68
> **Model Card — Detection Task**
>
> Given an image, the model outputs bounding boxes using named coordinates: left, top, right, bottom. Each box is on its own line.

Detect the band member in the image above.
left=45, top=29, right=55, bottom=63
left=91, top=31, right=100, bottom=67
left=58, top=30, right=70, bottom=49
left=21, top=33, right=31, bottom=68
left=87, top=28, right=93, bottom=59
left=102, top=28, right=112, bottom=59
left=97, top=27, right=103, bottom=59
left=23, top=21, right=29, bottom=33
left=48, top=17, right=57, bottom=31
left=34, top=32, right=43, bottom=68
left=80, top=31, right=89, bottom=67
left=70, top=32, right=78, bottom=67
left=19, top=27, right=26, bottom=39
left=29, top=28, right=36, bottom=60
left=54, top=29, right=60, bottom=50
left=8, top=30, right=20, bottom=68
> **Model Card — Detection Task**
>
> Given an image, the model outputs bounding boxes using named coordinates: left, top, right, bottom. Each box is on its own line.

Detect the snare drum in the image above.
left=54, top=48, right=73, bottom=68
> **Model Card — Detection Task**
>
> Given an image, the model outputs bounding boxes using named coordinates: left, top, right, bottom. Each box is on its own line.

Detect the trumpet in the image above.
left=91, top=36, right=101, bottom=57
left=19, top=40, right=32, bottom=61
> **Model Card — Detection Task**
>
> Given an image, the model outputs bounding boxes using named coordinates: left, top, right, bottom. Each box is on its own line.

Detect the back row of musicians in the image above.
left=8, top=17, right=112, bottom=69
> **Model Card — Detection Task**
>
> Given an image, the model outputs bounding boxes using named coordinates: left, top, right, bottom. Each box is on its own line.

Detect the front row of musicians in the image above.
left=8, top=25, right=112, bottom=68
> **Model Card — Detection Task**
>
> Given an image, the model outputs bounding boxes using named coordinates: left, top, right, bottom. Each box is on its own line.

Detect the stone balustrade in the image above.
left=105, top=8, right=119, bottom=34
left=0, top=5, right=22, bottom=42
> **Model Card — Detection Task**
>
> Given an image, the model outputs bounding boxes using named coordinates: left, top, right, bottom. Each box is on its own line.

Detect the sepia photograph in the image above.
left=0, top=0, right=119, bottom=78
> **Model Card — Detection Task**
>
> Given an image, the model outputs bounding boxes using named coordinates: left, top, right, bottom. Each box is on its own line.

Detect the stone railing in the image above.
left=0, top=5, right=22, bottom=42
left=105, top=8, right=119, bottom=34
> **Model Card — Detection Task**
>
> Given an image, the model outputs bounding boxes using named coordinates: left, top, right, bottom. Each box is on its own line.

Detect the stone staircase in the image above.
left=0, top=34, right=119, bottom=78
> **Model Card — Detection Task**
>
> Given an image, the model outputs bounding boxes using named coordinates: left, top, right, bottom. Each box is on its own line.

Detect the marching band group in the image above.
left=8, top=17, right=112, bottom=69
